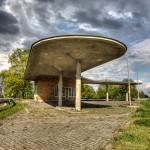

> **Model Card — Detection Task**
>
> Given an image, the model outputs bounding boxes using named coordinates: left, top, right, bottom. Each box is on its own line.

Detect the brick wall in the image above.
left=35, top=76, right=75, bottom=101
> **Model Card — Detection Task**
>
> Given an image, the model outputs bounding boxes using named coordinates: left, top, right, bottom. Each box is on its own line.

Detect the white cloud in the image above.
left=133, top=80, right=143, bottom=83
left=82, top=56, right=129, bottom=82
left=108, top=11, right=133, bottom=19
left=79, top=23, right=97, bottom=31
left=129, top=39, right=150, bottom=67
left=144, top=73, right=150, bottom=76
left=0, top=63, right=10, bottom=71
left=24, top=0, right=32, bottom=3
left=145, top=83, right=150, bottom=88
left=4, top=4, right=12, bottom=13
left=58, top=5, right=77, bottom=21
left=0, top=54, right=9, bottom=63
left=0, top=54, right=10, bottom=71
left=137, top=82, right=150, bottom=96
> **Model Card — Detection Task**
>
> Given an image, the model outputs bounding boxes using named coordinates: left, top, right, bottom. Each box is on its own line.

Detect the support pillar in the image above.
left=128, top=82, right=131, bottom=105
left=106, top=85, right=109, bottom=101
left=34, top=81, right=38, bottom=100
left=126, top=85, right=128, bottom=101
left=58, top=71, right=63, bottom=106
left=75, top=61, right=81, bottom=111
left=137, top=71, right=140, bottom=100
left=126, top=92, right=128, bottom=101
left=138, top=90, right=140, bottom=100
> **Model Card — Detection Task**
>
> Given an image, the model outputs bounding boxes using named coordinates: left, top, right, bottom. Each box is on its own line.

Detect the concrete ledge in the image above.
left=126, top=105, right=139, bottom=108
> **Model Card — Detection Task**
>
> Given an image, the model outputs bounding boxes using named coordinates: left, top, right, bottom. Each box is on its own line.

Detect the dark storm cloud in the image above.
left=37, top=0, right=55, bottom=3
left=33, top=0, right=150, bottom=32
left=0, top=0, right=6, bottom=6
left=73, top=10, right=101, bottom=26
left=0, top=10, right=19, bottom=35
left=0, top=41, right=11, bottom=50
left=103, top=18, right=123, bottom=29
left=129, top=54, right=138, bottom=59
left=74, top=9, right=124, bottom=29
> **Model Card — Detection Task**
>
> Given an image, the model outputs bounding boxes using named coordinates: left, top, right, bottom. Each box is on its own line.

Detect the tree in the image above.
left=81, top=84, right=96, bottom=98
left=96, top=84, right=106, bottom=99
left=0, top=48, right=33, bottom=98
left=109, top=85, right=125, bottom=99
left=139, top=91, right=148, bottom=98
left=0, top=76, right=4, bottom=97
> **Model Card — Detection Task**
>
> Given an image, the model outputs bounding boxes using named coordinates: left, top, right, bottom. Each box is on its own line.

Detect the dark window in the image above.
left=71, top=88, right=74, bottom=96
left=63, top=87, right=65, bottom=97
left=54, top=85, right=58, bottom=96
left=69, top=88, right=72, bottom=96
left=73, top=88, right=75, bottom=96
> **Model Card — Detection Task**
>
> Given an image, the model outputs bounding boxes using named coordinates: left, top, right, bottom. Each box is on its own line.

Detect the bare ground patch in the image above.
left=0, top=100, right=138, bottom=150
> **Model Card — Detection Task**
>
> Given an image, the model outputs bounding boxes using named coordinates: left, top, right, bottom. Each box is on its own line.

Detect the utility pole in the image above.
left=127, top=54, right=131, bottom=106
left=137, top=71, right=140, bottom=100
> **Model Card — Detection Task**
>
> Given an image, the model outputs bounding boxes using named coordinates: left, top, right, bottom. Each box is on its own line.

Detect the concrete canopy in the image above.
left=81, top=77, right=142, bottom=85
left=24, top=35, right=127, bottom=80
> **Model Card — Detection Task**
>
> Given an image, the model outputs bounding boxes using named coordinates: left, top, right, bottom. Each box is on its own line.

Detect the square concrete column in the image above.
left=58, top=71, right=63, bottom=106
left=126, top=92, right=128, bottom=101
left=106, top=85, right=109, bottom=101
left=75, top=61, right=81, bottom=111
left=126, top=85, right=128, bottom=101
left=34, top=81, right=38, bottom=100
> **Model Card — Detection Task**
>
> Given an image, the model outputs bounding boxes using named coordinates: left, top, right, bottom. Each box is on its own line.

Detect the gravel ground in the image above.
left=0, top=100, right=138, bottom=150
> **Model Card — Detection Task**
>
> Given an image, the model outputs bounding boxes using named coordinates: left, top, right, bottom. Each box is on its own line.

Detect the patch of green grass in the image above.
left=141, top=100, right=150, bottom=108
left=134, top=118, right=150, bottom=127
left=134, top=100, right=150, bottom=127
left=114, top=100, right=150, bottom=150
left=0, top=102, right=25, bottom=120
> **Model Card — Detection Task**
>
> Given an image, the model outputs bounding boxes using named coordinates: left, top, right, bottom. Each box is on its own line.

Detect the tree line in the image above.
left=81, top=83, right=148, bottom=99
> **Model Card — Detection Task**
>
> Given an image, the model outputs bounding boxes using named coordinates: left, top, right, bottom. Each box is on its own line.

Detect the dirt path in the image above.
left=0, top=100, right=137, bottom=150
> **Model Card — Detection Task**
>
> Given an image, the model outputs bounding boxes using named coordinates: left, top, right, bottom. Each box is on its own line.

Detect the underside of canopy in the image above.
left=24, top=35, right=127, bottom=80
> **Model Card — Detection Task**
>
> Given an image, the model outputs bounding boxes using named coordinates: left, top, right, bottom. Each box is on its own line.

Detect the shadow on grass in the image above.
left=44, top=100, right=112, bottom=109
left=0, top=103, right=16, bottom=112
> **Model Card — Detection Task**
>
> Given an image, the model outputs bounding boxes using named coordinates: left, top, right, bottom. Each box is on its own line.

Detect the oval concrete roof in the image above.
left=24, top=35, right=127, bottom=80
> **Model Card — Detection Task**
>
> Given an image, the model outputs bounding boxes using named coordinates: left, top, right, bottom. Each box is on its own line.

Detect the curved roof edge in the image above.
left=31, top=35, right=127, bottom=50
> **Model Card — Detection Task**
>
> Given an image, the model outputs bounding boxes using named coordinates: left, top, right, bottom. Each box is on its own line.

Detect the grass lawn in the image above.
left=0, top=101, right=25, bottom=122
left=114, top=100, right=150, bottom=150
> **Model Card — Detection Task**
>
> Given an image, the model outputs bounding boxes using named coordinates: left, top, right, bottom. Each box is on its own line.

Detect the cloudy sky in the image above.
left=0, top=0, right=150, bottom=95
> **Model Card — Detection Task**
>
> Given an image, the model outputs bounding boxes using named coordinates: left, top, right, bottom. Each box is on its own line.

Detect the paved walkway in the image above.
left=0, top=100, right=136, bottom=150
